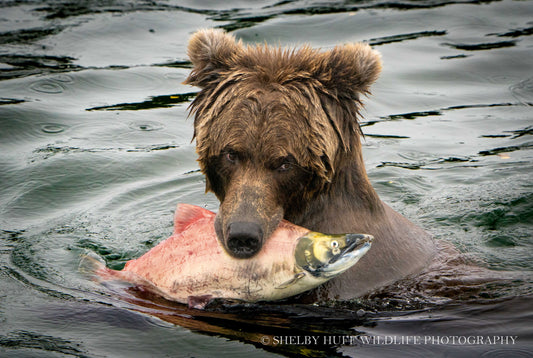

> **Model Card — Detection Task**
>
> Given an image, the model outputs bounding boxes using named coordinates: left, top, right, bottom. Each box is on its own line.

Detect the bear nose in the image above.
left=226, top=221, right=263, bottom=259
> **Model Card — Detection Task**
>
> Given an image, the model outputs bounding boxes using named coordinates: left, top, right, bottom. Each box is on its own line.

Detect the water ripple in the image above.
left=510, top=78, right=533, bottom=105
left=0, top=54, right=82, bottom=81
left=40, top=123, right=68, bottom=134
left=369, top=30, right=447, bottom=46
left=86, top=92, right=197, bottom=111
left=0, top=330, right=89, bottom=357
left=51, top=74, right=74, bottom=83
left=29, top=80, right=65, bottom=94
left=129, top=121, right=164, bottom=131
left=362, top=103, right=529, bottom=126
left=0, top=97, right=25, bottom=105
left=31, top=143, right=180, bottom=161
left=481, top=348, right=533, bottom=358
left=490, top=25, right=533, bottom=38
left=443, top=40, right=517, bottom=51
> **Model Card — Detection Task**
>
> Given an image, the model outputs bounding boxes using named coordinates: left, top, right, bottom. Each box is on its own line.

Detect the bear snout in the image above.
left=226, top=221, right=264, bottom=258
left=213, top=179, right=284, bottom=259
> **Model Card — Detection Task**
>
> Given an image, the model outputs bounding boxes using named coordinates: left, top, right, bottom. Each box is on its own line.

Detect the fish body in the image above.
left=91, top=204, right=372, bottom=306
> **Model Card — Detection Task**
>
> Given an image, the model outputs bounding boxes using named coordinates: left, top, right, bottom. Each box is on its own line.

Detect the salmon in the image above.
left=85, top=204, right=373, bottom=308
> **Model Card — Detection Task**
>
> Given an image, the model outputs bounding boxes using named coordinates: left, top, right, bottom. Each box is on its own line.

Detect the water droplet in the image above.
left=29, top=80, right=64, bottom=94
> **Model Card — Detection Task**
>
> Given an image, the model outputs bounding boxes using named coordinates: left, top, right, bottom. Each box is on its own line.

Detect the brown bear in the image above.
left=183, top=29, right=438, bottom=300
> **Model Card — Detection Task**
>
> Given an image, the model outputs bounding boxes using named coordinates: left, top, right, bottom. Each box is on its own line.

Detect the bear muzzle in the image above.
left=226, top=221, right=264, bottom=258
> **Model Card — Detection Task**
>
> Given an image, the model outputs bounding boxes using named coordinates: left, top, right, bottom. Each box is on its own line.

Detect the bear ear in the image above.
left=316, top=43, right=382, bottom=99
left=184, top=29, right=241, bottom=88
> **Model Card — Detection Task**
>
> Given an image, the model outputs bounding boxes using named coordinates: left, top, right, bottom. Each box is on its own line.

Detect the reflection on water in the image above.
left=0, top=0, right=532, bottom=357
left=87, top=92, right=198, bottom=111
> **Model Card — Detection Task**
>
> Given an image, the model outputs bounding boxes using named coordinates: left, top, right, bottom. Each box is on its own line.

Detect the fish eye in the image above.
left=331, top=240, right=340, bottom=255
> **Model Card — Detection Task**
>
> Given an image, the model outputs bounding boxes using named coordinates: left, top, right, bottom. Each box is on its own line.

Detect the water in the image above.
left=0, top=0, right=532, bottom=357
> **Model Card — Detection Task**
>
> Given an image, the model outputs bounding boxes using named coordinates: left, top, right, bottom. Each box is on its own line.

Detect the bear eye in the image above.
left=275, top=155, right=295, bottom=172
left=277, top=162, right=292, bottom=172
left=225, top=151, right=237, bottom=164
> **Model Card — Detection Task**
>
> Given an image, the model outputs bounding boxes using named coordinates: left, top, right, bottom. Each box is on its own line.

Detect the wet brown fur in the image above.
left=184, top=29, right=438, bottom=300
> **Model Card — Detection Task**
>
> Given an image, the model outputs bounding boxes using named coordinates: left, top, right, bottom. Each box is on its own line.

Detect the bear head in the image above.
left=184, top=29, right=381, bottom=258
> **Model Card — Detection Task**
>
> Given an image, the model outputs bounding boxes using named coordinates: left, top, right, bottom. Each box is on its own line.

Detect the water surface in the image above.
left=1, top=0, right=532, bottom=357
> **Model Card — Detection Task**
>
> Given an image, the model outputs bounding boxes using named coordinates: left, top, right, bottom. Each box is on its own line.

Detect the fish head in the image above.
left=294, top=232, right=373, bottom=278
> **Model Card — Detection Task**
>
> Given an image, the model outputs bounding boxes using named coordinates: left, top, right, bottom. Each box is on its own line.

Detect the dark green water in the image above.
left=1, top=0, right=532, bottom=357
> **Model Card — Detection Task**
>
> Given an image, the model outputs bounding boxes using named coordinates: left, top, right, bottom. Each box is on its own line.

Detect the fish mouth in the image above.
left=329, top=234, right=373, bottom=265
left=308, top=233, right=373, bottom=278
